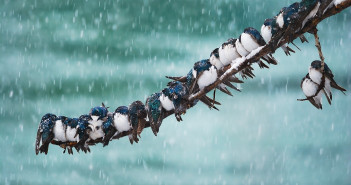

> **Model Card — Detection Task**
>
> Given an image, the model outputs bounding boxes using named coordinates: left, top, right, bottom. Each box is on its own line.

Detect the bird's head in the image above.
left=114, top=106, right=129, bottom=115
left=75, top=115, right=94, bottom=139
left=244, top=27, right=265, bottom=44
left=89, top=105, right=108, bottom=121
left=193, top=59, right=212, bottom=74
left=41, top=113, right=57, bottom=123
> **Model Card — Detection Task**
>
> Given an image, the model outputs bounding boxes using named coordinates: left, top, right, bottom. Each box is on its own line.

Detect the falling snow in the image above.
left=0, top=0, right=350, bottom=185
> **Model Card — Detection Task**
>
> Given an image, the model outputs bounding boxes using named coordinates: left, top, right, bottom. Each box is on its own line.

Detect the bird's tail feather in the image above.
left=217, top=86, right=233, bottom=96
left=281, top=45, right=295, bottom=56
left=331, top=81, right=346, bottom=94
left=322, top=89, right=332, bottom=105
left=299, top=35, right=309, bottom=43
left=35, top=129, right=42, bottom=155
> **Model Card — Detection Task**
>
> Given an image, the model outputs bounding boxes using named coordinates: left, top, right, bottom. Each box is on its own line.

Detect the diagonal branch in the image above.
left=50, top=0, right=351, bottom=149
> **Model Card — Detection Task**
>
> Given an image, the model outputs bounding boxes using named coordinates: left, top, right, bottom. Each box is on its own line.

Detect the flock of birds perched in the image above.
left=35, top=0, right=347, bottom=155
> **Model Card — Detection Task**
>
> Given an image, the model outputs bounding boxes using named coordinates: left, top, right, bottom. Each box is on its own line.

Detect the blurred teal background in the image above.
left=1, top=0, right=350, bottom=184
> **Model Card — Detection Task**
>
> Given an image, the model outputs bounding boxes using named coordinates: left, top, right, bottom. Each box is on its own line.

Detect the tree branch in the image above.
left=49, top=0, right=351, bottom=150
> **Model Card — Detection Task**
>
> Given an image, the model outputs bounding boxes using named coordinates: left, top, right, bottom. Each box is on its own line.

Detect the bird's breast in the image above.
left=235, top=40, right=249, bottom=57
left=66, top=127, right=77, bottom=142
left=302, top=79, right=318, bottom=97
left=113, top=114, right=131, bottom=132
left=197, top=68, right=217, bottom=90
left=209, top=55, right=224, bottom=69
left=160, top=94, right=175, bottom=111
left=277, top=13, right=284, bottom=28
left=309, top=68, right=323, bottom=85
left=53, top=120, right=67, bottom=142
left=260, top=25, right=272, bottom=43
left=241, top=33, right=261, bottom=52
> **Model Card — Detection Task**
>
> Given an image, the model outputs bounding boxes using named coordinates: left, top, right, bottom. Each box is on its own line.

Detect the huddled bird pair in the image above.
left=36, top=102, right=148, bottom=155
left=300, top=60, right=346, bottom=109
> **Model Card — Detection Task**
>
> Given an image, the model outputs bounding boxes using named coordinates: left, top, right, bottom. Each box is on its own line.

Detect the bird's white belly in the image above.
left=89, top=128, right=104, bottom=140
left=88, top=120, right=104, bottom=140
left=261, top=25, right=272, bottom=43
left=302, top=79, right=318, bottom=97
left=277, top=13, right=284, bottom=28
left=198, top=67, right=217, bottom=90
left=241, top=33, right=261, bottom=52
left=302, top=2, right=320, bottom=28
left=219, top=45, right=241, bottom=66
left=309, top=68, right=322, bottom=84
left=235, top=40, right=249, bottom=57
left=53, top=120, right=67, bottom=142
left=66, top=127, right=77, bottom=142
left=160, top=94, right=175, bottom=111
left=324, top=77, right=332, bottom=97
left=210, top=55, right=224, bottom=69
left=325, top=78, right=331, bottom=89
left=114, top=113, right=131, bottom=132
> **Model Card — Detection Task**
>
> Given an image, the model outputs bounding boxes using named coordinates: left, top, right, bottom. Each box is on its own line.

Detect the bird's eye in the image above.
left=96, top=126, right=100, bottom=130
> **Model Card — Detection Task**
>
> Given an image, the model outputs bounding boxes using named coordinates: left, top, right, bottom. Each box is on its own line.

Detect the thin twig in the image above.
left=312, top=28, right=326, bottom=96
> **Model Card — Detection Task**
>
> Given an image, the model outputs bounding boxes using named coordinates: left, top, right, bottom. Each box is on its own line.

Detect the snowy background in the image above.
left=1, top=0, right=351, bottom=184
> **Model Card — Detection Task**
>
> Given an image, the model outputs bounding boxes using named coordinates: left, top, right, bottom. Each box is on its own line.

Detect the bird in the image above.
left=276, top=2, right=309, bottom=43
left=188, top=59, right=218, bottom=93
left=113, top=106, right=130, bottom=133
left=52, top=116, right=69, bottom=143
left=218, top=38, right=242, bottom=66
left=300, top=0, right=321, bottom=29
left=300, top=73, right=324, bottom=109
left=62, top=117, right=79, bottom=154
left=235, top=38, right=250, bottom=57
left=209, top=48, right=225, bottom=70
left=160, top=87, right=176, bottom=112
left=146, top=92, right=164, bottom=136
left=101, top=114, right=116, bottom=147
left=308, top=60, right=346, bottom=102
left=88, top=103, right=109, bottom=141
left=74, top=114, right=94, bottom=153
left=276, top=3, right=300, bottom=29
left=103, top=106, right=133, bottom=145
left=166, top=81, right=191, bottom=121
left=239, top=27, right=278, bottom=65
left=188, top=59, right=225, bottom=109
left=128, top=101, right=147, bottom=144
left=51, top=115, right=72, bottom=154
left=35, top=113, right=57, bottom=155
left=261, top=18, right=295, bottom=55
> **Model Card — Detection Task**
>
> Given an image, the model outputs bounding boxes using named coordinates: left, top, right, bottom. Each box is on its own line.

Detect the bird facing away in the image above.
left=35, top=113, right=57, bottom=155
left=128, top=101, right=147, bottom=144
